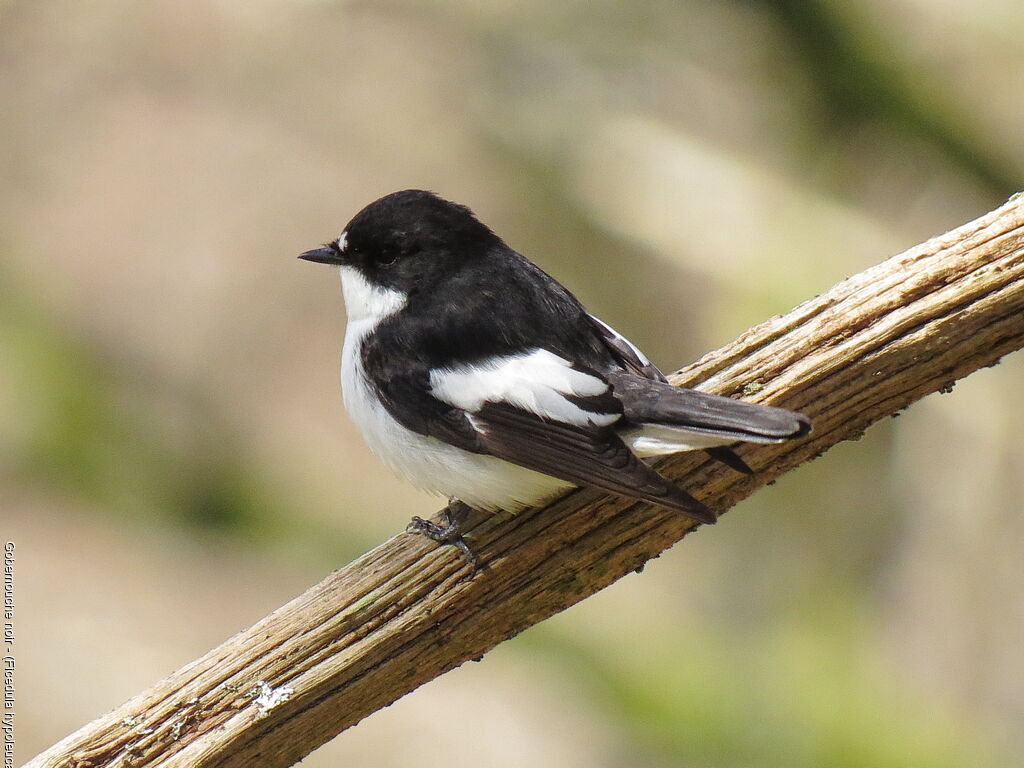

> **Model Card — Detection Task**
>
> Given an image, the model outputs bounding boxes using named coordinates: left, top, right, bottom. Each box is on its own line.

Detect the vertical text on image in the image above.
left=2, top=540, right=12, bottom=767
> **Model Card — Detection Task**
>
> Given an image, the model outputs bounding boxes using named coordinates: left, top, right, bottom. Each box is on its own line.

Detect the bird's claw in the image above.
left=406, top=502, right=479, bottom=570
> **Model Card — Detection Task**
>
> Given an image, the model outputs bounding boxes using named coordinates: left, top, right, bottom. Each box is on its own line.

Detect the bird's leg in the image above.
left=406, top=499, right=478, bottom=569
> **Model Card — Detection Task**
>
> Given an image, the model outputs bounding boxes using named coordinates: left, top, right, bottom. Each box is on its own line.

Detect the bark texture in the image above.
left=30, top=195, right=1024, bottom=768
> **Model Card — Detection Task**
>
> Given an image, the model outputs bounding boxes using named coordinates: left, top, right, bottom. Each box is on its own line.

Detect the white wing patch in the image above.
left=430, top=349, right=619, bottom=427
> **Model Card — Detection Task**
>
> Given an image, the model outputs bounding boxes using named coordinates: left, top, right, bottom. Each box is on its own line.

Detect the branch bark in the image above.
left=32, top=195, right=1024, bottom=768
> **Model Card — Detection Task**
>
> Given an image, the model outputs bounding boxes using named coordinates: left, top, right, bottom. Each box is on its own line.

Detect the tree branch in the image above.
left=32, top=195, right=1024, bottom=768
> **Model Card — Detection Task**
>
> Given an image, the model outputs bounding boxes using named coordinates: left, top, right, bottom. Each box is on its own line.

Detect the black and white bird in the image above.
left=299, top=190, right=809, bottom=548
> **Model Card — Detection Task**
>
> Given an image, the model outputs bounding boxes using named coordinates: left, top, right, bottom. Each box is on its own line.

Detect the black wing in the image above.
left=587, top=313, right=668, bottom=381
left=373, top=371, right=716, bottom=525
left=470, top=402, right=715, bottom=524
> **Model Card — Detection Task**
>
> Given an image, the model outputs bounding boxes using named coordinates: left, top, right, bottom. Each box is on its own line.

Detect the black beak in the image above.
left=298, top=246, right=343, bottom=265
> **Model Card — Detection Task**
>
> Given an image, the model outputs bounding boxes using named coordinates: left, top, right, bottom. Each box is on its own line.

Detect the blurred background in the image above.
left=2, top=0, right=1023, bottom=765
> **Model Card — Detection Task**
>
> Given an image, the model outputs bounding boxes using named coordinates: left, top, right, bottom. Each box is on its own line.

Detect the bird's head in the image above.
left=298, top=189, right=501, bottom=294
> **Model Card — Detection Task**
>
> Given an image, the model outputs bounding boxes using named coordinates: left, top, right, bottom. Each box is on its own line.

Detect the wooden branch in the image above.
left=31, top=196, right=1024, bottom=768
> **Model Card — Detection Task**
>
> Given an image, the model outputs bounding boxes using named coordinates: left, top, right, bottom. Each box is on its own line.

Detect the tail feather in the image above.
left=608, top=371, right=811, bottom=443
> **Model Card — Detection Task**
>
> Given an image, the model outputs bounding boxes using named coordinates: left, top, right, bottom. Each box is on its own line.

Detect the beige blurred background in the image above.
left=2, top=1, right=1023, bottom=765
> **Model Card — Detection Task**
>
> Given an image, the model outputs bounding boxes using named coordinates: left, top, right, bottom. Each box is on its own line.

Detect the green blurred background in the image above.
left=2, top=1, right=1022, bottom=765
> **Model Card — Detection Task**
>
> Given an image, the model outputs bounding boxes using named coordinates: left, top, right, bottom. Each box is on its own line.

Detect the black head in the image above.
left=298, top=190, right=503, bottom=292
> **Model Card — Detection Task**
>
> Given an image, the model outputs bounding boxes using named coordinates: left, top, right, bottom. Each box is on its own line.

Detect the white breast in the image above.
left=337, top=267, right=571, bottom=512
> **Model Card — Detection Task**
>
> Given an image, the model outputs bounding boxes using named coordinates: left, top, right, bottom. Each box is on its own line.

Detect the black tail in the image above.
left=609, top=371, right=811, bottom=444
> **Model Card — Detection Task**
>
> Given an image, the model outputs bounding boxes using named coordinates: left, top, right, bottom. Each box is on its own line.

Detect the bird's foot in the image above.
left=406, top=500, right=479, bottom=570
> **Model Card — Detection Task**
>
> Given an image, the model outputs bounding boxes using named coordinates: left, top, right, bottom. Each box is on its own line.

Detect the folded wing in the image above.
left=425, top=348, right=716, bottom=524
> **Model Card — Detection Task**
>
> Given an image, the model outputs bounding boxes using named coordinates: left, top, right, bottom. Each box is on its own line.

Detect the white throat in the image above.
left=338, top=266, right=406, bottom=326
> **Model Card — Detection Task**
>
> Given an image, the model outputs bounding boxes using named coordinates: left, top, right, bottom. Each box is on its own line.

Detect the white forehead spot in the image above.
left=337, top=231, right=348, bottom=252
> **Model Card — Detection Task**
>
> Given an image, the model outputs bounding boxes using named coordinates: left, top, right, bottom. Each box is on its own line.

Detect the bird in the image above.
left=299, top=189, right=809, bottom=558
